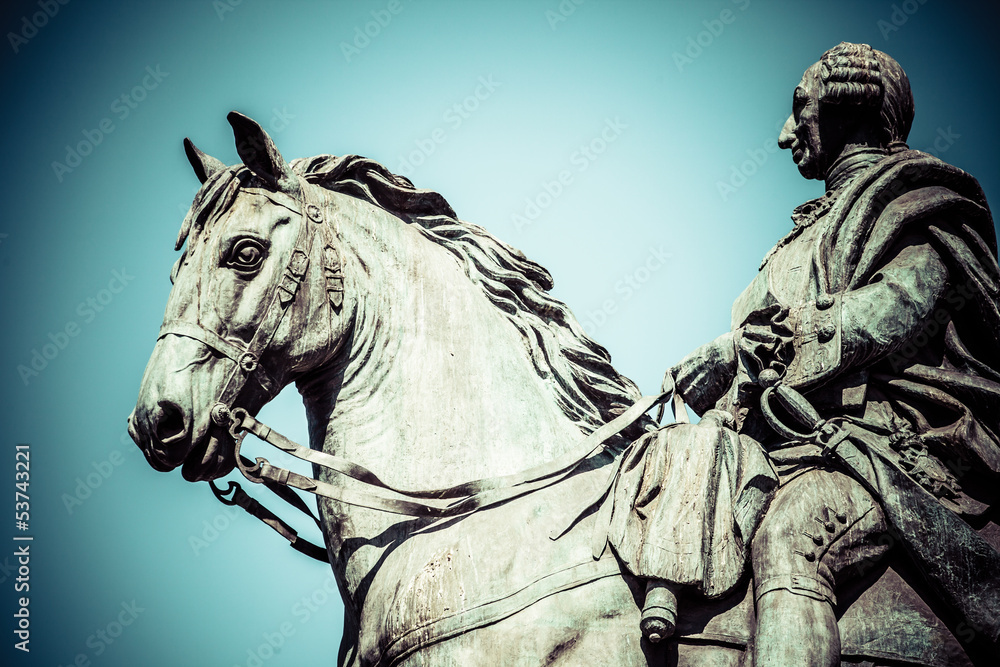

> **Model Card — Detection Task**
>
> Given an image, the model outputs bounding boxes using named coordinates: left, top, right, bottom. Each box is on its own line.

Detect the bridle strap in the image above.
left=212, top=188, right=316, bottom=413
left=157, top=319, right=280, bottom=397
left=213, top=389, right=671, bottom=562
left=211, top=476, right=328, bottom=562
left=158, top=178, right=323, bottom=423
left=158, top=319, right=247, bottom=362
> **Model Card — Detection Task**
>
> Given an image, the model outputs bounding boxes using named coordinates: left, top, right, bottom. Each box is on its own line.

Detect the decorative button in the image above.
left=239, top=353, right=258, bottom=373
left=836, top=512, right=847, bottom=524
left=817, top=322, right=836, bottom=342
left=811, top=534, right=824, bottom=546
left=824, top=522, right=835, bottom=533
left=306, top=203, right=324, bottom=223
left=816, top=293, right=834, bottom=310
left=210, top=403, right=231, bottom=426
left=804, top=552, right=816, bottom=562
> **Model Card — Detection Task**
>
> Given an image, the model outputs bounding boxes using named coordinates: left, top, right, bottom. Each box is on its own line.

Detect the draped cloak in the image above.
left=798, top=149, right=1000, bottom=483
left=735, top=148, right=1000, bottom=641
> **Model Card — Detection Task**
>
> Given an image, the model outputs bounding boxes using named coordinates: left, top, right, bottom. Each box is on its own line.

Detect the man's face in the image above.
left=778, top=62, right=826, bottom=180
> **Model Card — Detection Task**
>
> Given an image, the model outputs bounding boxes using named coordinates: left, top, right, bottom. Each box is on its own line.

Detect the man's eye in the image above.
left=226, top=239, right=266, bottom=272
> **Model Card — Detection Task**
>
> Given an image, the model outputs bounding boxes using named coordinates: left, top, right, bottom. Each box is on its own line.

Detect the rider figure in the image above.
left=664, top=42, right=1000, bottom=665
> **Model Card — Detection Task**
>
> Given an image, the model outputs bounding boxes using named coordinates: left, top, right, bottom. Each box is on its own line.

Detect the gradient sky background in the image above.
left=1, top=1, right=998, bottom=665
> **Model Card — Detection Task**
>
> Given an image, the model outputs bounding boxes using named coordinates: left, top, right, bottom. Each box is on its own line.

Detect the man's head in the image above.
left=778, top=42, right=915, bottom=181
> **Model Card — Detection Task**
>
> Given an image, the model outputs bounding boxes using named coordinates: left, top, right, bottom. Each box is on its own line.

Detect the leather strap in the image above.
left=215, top=391, right=672, bottom=562
left=159, top=319, right=248, bottom=362
left=161, top=177, right=321, bottom=424
left=157, top=320, right=280, bottom=397
left=231, top=391, right=671, bottom=518
left=211, top=477, right=329, bottom=562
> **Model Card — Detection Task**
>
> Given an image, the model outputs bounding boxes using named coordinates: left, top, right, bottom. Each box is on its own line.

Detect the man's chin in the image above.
left=796, top=159, right=823, bottom=181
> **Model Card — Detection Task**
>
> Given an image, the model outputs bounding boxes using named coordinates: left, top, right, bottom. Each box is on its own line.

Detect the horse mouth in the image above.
left=182, top=430, right=235, bottom=482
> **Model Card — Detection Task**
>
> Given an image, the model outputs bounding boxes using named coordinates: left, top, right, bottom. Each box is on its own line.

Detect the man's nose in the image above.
left=778, top=115, right=796, bottom=149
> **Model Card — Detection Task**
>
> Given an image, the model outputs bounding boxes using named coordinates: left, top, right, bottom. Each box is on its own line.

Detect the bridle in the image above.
left=157, top=177, right=337, bottom=428
left=153, top=177, right=349, bottom=560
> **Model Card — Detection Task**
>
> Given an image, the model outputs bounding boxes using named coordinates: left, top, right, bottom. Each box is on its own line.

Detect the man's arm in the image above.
left=784, top=229, right=950, bottom=388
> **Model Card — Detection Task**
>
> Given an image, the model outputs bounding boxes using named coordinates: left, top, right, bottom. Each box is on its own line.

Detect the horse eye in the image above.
left=226, top=238, right=266, bottom=273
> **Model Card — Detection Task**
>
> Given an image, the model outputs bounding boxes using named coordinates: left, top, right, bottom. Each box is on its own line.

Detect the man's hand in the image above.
left=736, top=305, right=794, bottom=381
left=670, top=332, right=737, bottom=416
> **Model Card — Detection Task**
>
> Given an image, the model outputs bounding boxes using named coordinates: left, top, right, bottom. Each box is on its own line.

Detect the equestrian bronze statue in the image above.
left=130, top=42, right=999, bottom=665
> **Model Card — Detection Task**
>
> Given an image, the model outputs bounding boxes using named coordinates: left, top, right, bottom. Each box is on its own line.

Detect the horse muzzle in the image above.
left=129, top=336, right=238, bottom=481
left=129, top=400, right=236, bottom=481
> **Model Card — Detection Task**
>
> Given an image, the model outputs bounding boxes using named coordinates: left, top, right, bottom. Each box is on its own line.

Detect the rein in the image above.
left=213, top=390, right=672, bottom=563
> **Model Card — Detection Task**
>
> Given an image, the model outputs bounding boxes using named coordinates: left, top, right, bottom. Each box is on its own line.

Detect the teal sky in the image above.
left=1, top=1, right=998, bottom=665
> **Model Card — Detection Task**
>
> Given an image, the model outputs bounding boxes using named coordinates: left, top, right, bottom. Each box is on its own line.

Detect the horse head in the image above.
left=128, top=112, right=352, bottom=482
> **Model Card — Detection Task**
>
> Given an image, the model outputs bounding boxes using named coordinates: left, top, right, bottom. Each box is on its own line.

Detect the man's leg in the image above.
left=750, top=468, right=889, bottom=666
left=754, top=589, right=840, bottom=666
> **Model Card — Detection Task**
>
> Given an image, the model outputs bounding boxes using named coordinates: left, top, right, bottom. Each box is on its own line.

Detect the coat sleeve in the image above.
left=782, top=228, right=950, bottom=389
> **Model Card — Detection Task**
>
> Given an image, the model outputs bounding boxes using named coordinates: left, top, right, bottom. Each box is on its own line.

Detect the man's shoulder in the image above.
left=852, top=149, right=989, bottom=215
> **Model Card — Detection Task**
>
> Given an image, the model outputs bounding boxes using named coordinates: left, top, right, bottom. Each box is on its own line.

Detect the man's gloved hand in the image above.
left=669, top=331, right=737, bottom=416
left=736, top=305, right=795, bottom=381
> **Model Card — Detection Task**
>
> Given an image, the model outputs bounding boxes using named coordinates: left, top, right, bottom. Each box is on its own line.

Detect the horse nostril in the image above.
left=155, top=401, right=187, bottom=444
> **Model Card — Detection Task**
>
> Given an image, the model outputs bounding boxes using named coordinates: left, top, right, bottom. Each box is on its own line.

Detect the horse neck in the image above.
left=300, top=197, right=587, bottom=490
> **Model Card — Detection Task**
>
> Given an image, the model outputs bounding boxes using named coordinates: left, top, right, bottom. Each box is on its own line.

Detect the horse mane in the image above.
left=177, top=154, right=650, bottom=440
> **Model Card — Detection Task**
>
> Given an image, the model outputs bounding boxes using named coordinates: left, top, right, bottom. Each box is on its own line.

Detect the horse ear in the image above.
left=227, top=111, right=298, bottom=193
left=183, top=138, right=226, bottom=184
